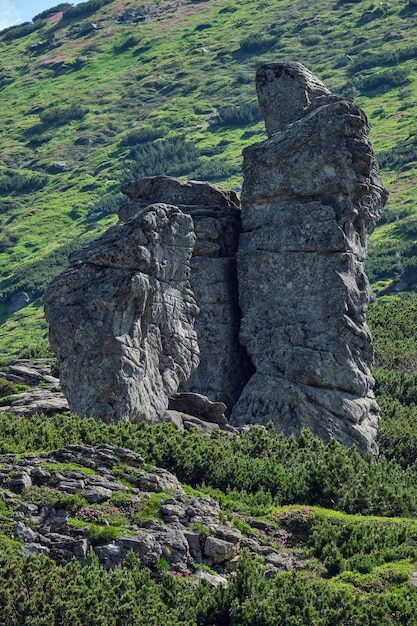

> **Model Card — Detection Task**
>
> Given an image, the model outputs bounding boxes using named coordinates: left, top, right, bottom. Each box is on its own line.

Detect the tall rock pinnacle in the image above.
left=229, top=62, right=388, bottom=454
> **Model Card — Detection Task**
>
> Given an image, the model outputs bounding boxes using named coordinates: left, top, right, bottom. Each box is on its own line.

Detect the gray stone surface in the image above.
left=0, top=388, right=69, bottom=417
left=0, top=359, right=69, bottom=417
left=256, top=61, right=330, bottom=136
left=230, top=61, right=387, bottom=454
left=120, top=176, right=253, bottom=412
left=40, top=64, right=385, bottom=454
left=193, top=569, right=228, bottom=587
left=169, top=392, right=227, bottom=426
left=44, top=203, right=199, bottom=424
left=203, top=535, right=237, bottom=564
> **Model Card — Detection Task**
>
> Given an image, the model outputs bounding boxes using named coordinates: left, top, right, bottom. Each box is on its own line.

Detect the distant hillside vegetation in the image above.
left=1, top=0, right=417, bottom=358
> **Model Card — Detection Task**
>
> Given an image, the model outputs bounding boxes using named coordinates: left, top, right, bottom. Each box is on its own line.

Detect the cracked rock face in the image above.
left=229, top=62, right=388, bottom=454
left=120, top=176, right=253, bottom=412
left=44, top=203, right=199, bottom=423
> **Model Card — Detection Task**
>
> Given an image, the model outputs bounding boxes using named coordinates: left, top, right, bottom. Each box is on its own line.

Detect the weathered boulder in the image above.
left=0, top=388, right=69, bottom=417
left=168, top=392, right=227, bottom=426
left=44, top=203, right=199, bottom=424
left=121, top=176, right=253, bottom=412
left=230, top=62, right=388, bottom=454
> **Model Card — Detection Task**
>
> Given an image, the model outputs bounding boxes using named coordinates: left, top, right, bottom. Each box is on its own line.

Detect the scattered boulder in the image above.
left=50, top=161, right=66, bottom=172
left=116, top=9, right=148, bottom=23
left=0, top=387, right=69, bottom=417
left=168, top=392, right=227, bottom=426
left=230, top=62, right=387, bottom=454
left=8, top=291, right=31, bottom=315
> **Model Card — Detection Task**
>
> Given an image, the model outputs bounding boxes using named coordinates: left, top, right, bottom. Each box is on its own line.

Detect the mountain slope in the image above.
left=1, top=0, right=417, bottom=359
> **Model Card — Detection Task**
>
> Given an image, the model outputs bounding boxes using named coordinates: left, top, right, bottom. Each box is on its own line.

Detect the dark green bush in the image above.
left=32, top=3, right=72, bottom=20
left=213, top=102, right=261, bottom=126
left=125, top=136, right=201, bottom=181
left=374, top=369, right=417, bottom=405
left=239, top=33, right=276, bottom=52
left=121, top=127, right=164, bottom=146
left=1, top=21, right=44, bottom=41
left=0, top=240, right=82, bottom=301
left=1, top=413, right=417, bottom=518
left=0, top=170, right=48, bottom=194
left=18, top=340, right=55, bottom=360
left=378, top=140, right=417, bottom=170
left=86, top=192, right=125, bottom=221
left=113, top=36, right=140, bottom=53
left=307, top=516, right=417, bottom=572
left=189, top=156, right=240, bottom=181
left=350, top=46, right=417, bottom=73
left=0, top=378, right=20, bottom=398
left=365, top=238, right=417, bottom=287
left=39, top=105, right=89, bottom=125
left=62, top=0, right=113, bottom=19
left=345, top=68, right=410, bottom=95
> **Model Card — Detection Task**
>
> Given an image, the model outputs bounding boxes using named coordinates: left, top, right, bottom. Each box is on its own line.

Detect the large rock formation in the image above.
left=121, top=177, right=253, bottom=411
left=44, top=203, right=199, bottom=423
left=229, top=62, right=387, bottom=453
left=43, top=63, right=386, bottom=454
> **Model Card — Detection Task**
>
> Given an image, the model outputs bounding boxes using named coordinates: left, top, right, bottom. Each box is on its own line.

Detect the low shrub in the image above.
left=33, top=3, right=72, bottom=20
left=22, top=486, right=88, bottom=512
left=113, top=36, right=140, bottom=53
left=344, top=68, right=410, bottom=95
left=120, top=127, right=164, bottom=147
left=0, top=378, right=21, bottom=398
left=18, top=340, right=55, bottom=360
left=39, top=105, right=89, bottom=125
left=0, top=170, right=48, bottom=194
left=86, top=192, right=125, bottom=221
left=125, top=136, right=201, bottom=181
left=350, top=45, right=417, bottom=73
left=88, top=523, right=122, bottom=545
left=239, top=33, right=276, bottom=52
left=213, top=102, right=261, bottom=126
left=62, top=0, right=113, bottom=19
left=1, top=21, right=44, bottom=41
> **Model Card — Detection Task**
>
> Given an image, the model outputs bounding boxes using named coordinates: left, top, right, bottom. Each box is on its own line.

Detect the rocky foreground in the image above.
left=1, top=442, right=306, bottom=579
left=0, top=362, right=305, bottom=582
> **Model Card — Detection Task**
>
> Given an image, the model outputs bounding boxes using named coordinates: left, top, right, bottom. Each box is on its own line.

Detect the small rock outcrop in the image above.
left=0, top=360, right=68, bottom=416
left=44, top=203, right=199, bottom=423
left=230, top=62, right=387, bottom=453
left=121, top=176, right=253, bottom=411
left=0, top=444, right=303, bottom=576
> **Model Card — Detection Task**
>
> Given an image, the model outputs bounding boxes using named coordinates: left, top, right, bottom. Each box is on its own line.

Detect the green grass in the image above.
left=1, top=0, right=417, bottom=357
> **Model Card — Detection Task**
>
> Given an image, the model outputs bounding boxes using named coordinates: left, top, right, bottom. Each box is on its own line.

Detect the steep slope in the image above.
left=1, top=0, right=417, bottom=358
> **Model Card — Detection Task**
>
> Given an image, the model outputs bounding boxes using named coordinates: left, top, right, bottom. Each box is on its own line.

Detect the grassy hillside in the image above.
left=1, top=0, right=417, bottom=359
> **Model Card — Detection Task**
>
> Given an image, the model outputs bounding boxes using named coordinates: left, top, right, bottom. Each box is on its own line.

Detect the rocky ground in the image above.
left=0, top=359, right=306, bottom=584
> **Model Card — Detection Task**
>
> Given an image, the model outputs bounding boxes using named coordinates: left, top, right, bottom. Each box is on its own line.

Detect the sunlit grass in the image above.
left=1, top=0, right=417, bottom=355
